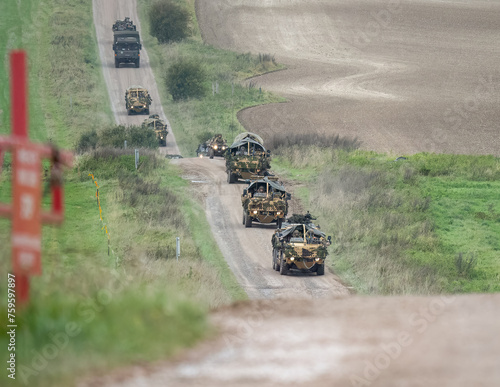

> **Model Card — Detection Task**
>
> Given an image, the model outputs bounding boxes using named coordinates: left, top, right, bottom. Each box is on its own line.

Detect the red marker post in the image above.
left=0, top=51, right=73, bottom=305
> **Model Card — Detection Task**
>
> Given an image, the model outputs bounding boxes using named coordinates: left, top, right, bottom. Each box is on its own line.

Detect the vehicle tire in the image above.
left=279, top=252, right=288, bottom=276
left=208, top=148, right=214, bottom=159
left=227, top=172, right=234, bottom=184
left=245, top=212, right=252, bottom=228
left=272, top=249, right=276, bottom=270
left=135, top=59, right=140, bottom=68
left=277, top=218, right=283, bottom=229
left=127, top=109, right=132, bottom=116
left=115, top=59, right=119, bottom=68
left=242, top=210, right=246, bottom=225
left=275, top=250, right=281, bottom=272
left=144, top=109, right=149, bottom=115
left=316, top=263, right=325, bottom=276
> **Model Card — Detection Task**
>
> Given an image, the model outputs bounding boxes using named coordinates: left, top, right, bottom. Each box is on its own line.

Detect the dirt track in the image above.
left=92, top=0, right=179, bottom=155
left=174, top=157, right=349, bottom=299
left=86, top=1, right=500, bottom=386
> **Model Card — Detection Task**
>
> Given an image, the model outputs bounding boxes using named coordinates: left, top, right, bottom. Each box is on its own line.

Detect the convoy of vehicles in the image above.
left=114, top=15, right=332, bottom=279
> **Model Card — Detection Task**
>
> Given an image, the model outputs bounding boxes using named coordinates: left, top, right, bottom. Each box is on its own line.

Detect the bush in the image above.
left=166, top=59, right=206, bottom=101
left=76, top=125, right=159, bottom=152
left=149, top=1, right=190, bottom=43
left=75, top=129, right=98, bottom=153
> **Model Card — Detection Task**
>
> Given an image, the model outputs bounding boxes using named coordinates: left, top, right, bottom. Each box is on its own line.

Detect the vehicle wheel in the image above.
left=272, top=249, right=276, bottom=270
left=227, top=172, right=234, bottom=184
left=245, top=212, right=252, bottom=228
left=208, top=148, right=214, bottom=159
left=115, top=59, right=119, bottom=68
left=127, top=109, right=131, bottom=116
left=316, top=263, right=325, bottom=276
left=242, top=210, right=246, bottom=225
left=135, top=59, right=140, bottom=68
left=275, top=250, right=281, bottom=272
left=277, top=218, right=283, bottom=229
left=144, top=109, right=149, bottom=115
left=279, top=252, right=288, bottom=276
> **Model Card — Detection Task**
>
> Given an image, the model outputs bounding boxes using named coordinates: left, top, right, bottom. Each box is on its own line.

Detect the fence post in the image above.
left=135, top=149, right=139, bottom=170
left=124, top=140, right=127, bottom=149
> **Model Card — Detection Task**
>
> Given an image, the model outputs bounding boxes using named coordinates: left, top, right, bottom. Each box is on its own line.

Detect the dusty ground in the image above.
left=197, top=0, right=500, bottom=156
left=85, top=1, right=500, bottom=386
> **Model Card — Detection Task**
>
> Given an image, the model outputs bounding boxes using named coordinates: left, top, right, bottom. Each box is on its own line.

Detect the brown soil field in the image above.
left=197, top=0, right=500, bottom=156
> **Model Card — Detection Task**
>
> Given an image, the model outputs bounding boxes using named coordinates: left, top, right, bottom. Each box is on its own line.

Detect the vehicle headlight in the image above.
left=315, top=258, right=320, bottom=261
left=276, top=211, right=281, bottom=215
left=253, top=210, right=258, bottom=214
left=213, top=145, right=218, bottom=149
left=290, top=257, right=295, bottom=261
left=198, top=154, right=203, bottom=158
left=222, top=146, right=226, bottom=150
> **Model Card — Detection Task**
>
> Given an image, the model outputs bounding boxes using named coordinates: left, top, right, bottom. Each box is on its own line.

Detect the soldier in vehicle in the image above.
left=292, top=229, right=301, bottom=238
left=257, top=186, right=265, bottom=194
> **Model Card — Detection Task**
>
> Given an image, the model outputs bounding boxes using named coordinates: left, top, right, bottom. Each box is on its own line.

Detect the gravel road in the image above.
left=92, top=0, right=179, bottom=155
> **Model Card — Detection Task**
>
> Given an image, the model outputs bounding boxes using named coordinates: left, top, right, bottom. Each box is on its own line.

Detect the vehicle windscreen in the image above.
left=116, top=43, right=139, bottom=51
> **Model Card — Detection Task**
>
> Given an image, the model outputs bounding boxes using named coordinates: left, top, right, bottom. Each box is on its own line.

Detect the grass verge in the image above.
left=0, top=1, right=245, bottom=386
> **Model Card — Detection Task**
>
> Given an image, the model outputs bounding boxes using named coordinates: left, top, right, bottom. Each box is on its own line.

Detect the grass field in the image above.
left=271, top=141, right=500, bottom=295
left=0, top=1, right=244, bottom=386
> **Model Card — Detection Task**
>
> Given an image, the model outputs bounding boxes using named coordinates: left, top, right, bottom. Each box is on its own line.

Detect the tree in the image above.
left=166, top=60, right=206, bottom=101
left=149, top=1, right=190, bottom=43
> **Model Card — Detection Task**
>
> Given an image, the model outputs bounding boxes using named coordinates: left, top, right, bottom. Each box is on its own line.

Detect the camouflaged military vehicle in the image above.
left=242, top=177, right=291, bottom=228
left=142, top=114, right=168, bottom=146
left=112, top=17, right=136, bottom=31
left=125, top=87, right=151, bottom=115
left=196, top=134, right=227, bottom=158
left=271, top=213, right=332, bottom=276
left=225, top=132, right=271, bottom=183
left=113, top=30, right=141, bottom=68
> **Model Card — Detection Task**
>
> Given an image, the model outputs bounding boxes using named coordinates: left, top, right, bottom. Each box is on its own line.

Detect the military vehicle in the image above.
left=125, top=87, right=151, bottom=115
left=196, top=134, right=227, bottom=158
left=112, top=17, right=136, bottom=31
left=271, top=213, right=332, bottom=276
left=242, top=177, right=291, bottom=228
left=142, top=114, right=168, bottom=146
left=225, top=132, right=271, bottom=183
left=113, top=30, right=141, bottom=68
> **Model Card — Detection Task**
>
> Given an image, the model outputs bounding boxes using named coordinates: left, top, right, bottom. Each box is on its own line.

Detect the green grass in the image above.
left=0, top=1, right=245, bottom=386
left=137, top=0, right=286, bottom=156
